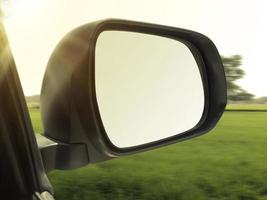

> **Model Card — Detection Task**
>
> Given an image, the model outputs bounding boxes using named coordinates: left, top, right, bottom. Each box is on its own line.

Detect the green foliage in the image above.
left=30, top=109, right=43, bottom=134
left=226, top=104, right=267, bottom=111
left=222, top=55, right=254, bottom=101
left=29, top=109, right=267, bottom=200
left=27, top=103, right=40, bottom=109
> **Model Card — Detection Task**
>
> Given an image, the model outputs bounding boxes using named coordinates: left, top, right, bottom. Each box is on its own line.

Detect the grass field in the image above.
left=226, top=104, right=267, bottom=110
left=29, top=109, right=267, bottom=200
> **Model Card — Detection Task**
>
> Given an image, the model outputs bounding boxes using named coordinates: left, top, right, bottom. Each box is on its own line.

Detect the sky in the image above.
left=2, top=0, right=267, bottom=97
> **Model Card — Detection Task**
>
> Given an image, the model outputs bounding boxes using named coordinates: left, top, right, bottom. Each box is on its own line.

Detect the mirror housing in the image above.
left=40, top=19, right=226, bottom=171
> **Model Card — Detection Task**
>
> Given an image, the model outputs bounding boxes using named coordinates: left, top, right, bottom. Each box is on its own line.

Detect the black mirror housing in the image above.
left=40, top=19, right=226, bottom=169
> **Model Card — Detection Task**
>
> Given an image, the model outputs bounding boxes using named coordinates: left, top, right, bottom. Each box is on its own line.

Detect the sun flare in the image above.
left=2, top=0, right=41, bottom=18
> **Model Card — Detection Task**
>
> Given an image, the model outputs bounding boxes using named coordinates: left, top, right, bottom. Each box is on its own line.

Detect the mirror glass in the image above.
left=95, top=31, right=205, bottom=148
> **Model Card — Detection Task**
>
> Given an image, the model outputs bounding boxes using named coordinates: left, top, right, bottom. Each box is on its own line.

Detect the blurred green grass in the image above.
left=226, top=104, right=267, bottom=110
left=30, top=108, right=43, bottom=134
left=29, top=109, right=267, bottom=200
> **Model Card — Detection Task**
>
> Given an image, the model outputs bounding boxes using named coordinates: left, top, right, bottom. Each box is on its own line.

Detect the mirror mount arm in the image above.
left=36, top=134, right=90, bottom=172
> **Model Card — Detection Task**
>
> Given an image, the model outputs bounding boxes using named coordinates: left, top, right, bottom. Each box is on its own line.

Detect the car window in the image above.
left=2, top=0, right=267, bottom=199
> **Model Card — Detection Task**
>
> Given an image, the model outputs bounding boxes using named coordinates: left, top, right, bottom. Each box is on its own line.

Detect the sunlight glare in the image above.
left=2, top=0, right=41, bottom=18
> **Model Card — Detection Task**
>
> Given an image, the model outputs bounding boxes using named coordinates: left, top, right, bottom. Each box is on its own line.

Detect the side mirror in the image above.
left=39, top=19, right=226, bottom=171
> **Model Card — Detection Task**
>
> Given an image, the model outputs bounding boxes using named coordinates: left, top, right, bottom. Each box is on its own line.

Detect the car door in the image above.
left=0, top=20, right=54, bottom=200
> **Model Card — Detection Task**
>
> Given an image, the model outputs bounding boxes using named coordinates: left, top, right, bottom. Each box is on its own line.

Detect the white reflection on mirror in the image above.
left=95, top=31, right=204, bottom=148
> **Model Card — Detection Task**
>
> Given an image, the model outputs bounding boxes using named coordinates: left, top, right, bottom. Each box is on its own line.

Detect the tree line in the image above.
left=222, top=55, right=254, bottom=101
